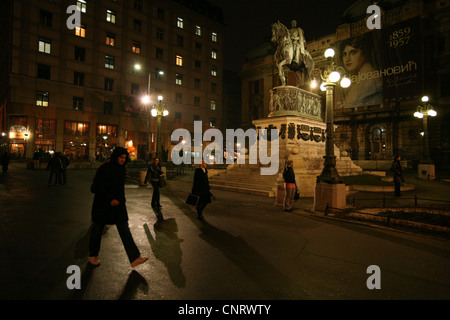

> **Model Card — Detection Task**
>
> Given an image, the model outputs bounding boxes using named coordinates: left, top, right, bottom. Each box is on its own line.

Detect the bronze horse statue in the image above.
left=271, top=21, right=315, bottom=88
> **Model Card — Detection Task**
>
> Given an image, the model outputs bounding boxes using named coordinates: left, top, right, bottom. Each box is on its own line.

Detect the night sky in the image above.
left=208, top=0, right=361, bottom=72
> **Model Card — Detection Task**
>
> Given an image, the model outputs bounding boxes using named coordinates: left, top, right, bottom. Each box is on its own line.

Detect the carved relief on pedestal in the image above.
left=269, top=86, right=322, bottom=120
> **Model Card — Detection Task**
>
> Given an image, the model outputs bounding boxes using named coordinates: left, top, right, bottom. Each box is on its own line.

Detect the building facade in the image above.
left=240, top=0, right=450, bottom=170
left=0, top=0, right=224, bottom=162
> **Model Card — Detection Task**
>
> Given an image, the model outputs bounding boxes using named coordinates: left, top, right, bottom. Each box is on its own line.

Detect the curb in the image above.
left=289, top=207, right=450, bottom=237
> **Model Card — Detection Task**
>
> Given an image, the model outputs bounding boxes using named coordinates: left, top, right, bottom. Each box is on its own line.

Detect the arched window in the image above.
left=368, top=125, right=386, bottom=159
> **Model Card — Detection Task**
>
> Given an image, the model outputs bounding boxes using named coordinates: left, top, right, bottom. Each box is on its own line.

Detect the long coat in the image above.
left=391, top=159, right=404, bottom=184
left=192, top=167, right=211, bottom=204
left=91, top=162, right=128, bottom=224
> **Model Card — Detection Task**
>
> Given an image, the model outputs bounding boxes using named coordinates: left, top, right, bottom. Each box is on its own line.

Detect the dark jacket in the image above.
left=283, top=166, right=296, bottom=184
left=91, top=148, right=129, bottom=224
left=145, top=162, right=162, bottom=183
left=47, top=154, right=62, bottom=170
left=192, top=167, right=211, bottom=204
left=60, top=155, right=70, bottom=169
left=391, top=159, right=403, bottom=183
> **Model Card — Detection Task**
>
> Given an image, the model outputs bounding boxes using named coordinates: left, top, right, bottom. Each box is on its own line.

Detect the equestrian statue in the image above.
left=271, top=20, right=315, bottom=88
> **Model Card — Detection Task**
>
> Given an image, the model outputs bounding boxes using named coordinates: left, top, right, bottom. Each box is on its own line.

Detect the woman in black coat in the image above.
left=88, top=147, right=148, bottom=268
left=282, top=160, right=297, bottom=212
left=191, top=161, right=211, bottom=221
left=391, top=154, right=403, bottom=197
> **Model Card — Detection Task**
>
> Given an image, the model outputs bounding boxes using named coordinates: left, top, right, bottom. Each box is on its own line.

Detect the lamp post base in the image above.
left=417, top=163, right=435, bottom=181
left=316, top=156, right=344, bottom=184
left=313, top=182, right=346, bottom=212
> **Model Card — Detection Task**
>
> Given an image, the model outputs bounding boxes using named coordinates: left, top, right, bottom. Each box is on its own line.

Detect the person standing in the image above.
left=391, top=154, right=404, bottom=197
left=88, top=146, right=148, bottom=267
left=33, top=149, right=41, bottom=170
left=191, top=161, right=211, bottom=221
left=1, top=152, right=10, bottom=173
left=144, top=157, right=164, bottom=208
left=47, top=152, right=62, bottom=185
left=282, top=160, right=297, bottom=212
left=60, top=152, right=70, bottom=185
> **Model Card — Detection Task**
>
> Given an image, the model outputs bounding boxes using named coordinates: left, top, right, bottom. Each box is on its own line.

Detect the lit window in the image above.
left=210, top=100, right=216, bottom=110
left=75, top=24, right=86, bottom=37
left=195, top=25, right=201, bottom=36
left=132, top=41, right=141, bottom=54
left=176, top=73, right=183, bottom=85
left=106, top=33, right=115, bottom=46
left=211, top=49, right=217, bottom=60
left=177, top=17, right=184, bottom=29
left=105, top=55, right=115, bottom=69
left=210, top=118, right=216, bottom=128
left=176, top=55, right=183, bottom=66
left=77, top=0, right=87, bottom=13
left=38, top=38, right=51, bottom=54
left=36, top=91, right=49, bottom=107
left=211, top=32, right=217, bottom=42
left=211, top=66, right=217, bottom=77
left=107, top=10, right=116, bottom=23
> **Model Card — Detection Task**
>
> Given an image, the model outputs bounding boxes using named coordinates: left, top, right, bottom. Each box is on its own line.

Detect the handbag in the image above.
left=294, top=190, right=300, bottom=201
left=186, top=193, right=200, bottom=206
left=158, top=174, right=166, bottom=188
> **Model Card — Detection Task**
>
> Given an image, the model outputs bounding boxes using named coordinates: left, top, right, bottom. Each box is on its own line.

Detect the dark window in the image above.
left=134, top=0, right=143, bottom=11
left=37, top=64, right=50, bottom=79
left=157, top=8, right=165, bottom=20
left=131, top=83, right=139, bottom=95
left=177, top=35, right=184, bottom=47
left=74, top=46, right=86, bottom=61
left=156, top=48, right=163, bottom=60
left=133, top=19, right=142, bottom=32
left=74, top=72, right=85, bottom=86
left=156, top=28, right=164, bottom=40
left=104, top=101, right=113, bottom=114
left=104, top=78, right=114, bottom=91
left=73, top=97, right=84, bottom=111
left=40, top=10, right=52, bottom=27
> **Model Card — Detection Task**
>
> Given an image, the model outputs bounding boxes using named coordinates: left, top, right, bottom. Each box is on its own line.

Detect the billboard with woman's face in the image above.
left=334, top=17, right=421, bottom=108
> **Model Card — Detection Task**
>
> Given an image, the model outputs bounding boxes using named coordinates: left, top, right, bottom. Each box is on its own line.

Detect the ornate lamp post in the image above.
left=151, top=96, right=169, bottom=159
left=313, top=48, right=351, bottom=211
left=135, top=63, right=164, bottom=163
left=414, top=95, right=437, bottom=180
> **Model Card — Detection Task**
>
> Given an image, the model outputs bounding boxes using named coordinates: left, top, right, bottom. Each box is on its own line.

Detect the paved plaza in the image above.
left=0, top=162, right=449, bottom=307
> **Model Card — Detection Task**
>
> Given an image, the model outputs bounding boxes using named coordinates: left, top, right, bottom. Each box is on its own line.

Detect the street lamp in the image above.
left=414, top=95, right=437, bottom=180
left=313, top=48, right=351, bottom=211
left=314, top=48, right=351, bottom=184
left=151, top=95, right=169, bottom=159
left=135, top=63, right=164, bottom=163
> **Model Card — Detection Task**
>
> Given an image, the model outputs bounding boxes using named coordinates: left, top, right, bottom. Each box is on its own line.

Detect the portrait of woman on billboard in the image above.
left=335, top=34, right=383, bottom=108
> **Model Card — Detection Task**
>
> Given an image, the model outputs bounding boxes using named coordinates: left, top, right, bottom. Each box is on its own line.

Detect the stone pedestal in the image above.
left=417, top=163, right=435, bottom=180
left=313, top=183, right=346, bottom=212
left=275, top=184, right=285, bottom=207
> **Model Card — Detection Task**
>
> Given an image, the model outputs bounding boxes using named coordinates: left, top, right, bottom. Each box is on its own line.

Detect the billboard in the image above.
left=335, top=17, right=421, bottom=108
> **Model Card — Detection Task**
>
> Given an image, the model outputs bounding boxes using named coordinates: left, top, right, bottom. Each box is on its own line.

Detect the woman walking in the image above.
left=282, top=160, right=297, bottom=212
left=144, top=157, right=163, bottom=208
left=88, top=147, right=148, bottom=268
left=191, top=161, right=211, bottom=221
